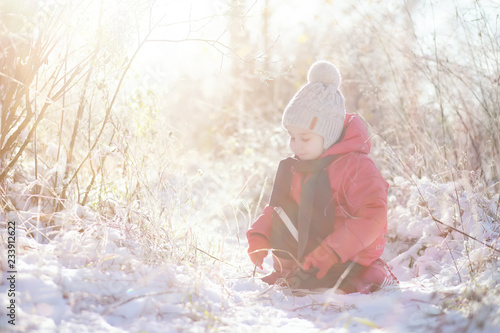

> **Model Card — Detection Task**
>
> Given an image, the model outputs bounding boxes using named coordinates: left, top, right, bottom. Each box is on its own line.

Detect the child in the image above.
left=247, top=61, right=398, bottom=293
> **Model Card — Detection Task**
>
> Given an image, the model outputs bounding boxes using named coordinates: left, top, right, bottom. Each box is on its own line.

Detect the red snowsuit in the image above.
left=247, top=113, right=388, bottom=266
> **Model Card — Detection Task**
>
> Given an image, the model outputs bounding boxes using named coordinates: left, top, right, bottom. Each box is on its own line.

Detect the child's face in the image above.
left=287, top=125, right=325, bottom=160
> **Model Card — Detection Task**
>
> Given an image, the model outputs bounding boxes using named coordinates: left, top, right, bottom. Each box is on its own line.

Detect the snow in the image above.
left=1, top=177, right=500, bottom=333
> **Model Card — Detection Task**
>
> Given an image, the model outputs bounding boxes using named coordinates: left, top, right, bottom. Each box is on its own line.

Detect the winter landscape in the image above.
left=1, top=0, right=499, bottom=332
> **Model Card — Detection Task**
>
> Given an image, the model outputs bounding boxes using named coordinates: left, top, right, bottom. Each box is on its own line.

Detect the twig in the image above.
left=192, top=245, right=238, bottom=268
left=429, top=215, right=500, bottom=254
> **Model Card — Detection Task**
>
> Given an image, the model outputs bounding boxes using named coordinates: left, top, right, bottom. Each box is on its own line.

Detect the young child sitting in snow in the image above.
left=247, top=60, right=398, bottom=293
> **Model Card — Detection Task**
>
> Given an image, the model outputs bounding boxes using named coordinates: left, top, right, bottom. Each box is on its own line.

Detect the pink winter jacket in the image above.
left=247, top=114, right=389, bottom=266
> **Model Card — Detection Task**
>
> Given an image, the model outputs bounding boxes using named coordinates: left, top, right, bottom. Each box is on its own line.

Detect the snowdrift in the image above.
left=1, top=176, right=499, bottom=332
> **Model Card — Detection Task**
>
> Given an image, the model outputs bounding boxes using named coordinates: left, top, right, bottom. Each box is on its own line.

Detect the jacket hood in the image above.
left=321, top=113, right=371, bottom=157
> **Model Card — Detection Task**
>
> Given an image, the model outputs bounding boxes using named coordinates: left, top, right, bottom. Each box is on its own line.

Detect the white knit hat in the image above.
left=282, top=61, right=346, bottom=149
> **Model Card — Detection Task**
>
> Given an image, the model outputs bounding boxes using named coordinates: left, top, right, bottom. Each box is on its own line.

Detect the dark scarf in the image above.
left=269, top=154, right=338, bottom=259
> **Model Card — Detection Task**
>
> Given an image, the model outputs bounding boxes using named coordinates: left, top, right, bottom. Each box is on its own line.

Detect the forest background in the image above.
left=1, top=0, right=499, bottom=332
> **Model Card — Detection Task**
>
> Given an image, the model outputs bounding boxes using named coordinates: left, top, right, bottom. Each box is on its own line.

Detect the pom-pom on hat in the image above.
left=282, top=60, right=346, bottom=149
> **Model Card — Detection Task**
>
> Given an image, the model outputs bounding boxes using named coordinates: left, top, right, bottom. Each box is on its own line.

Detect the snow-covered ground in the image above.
left=1, top=175, right=500, bottom=332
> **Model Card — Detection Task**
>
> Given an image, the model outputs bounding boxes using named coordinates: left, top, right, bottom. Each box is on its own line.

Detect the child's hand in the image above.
left=249, top=250, right=267, bottom=270
left=303, top=243, right=339, bottom=279
left=247, top=234, right=270, bottom=270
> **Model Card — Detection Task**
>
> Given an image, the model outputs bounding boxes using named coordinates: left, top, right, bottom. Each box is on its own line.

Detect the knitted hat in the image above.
left=282, top=61, right=346, bottom=149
